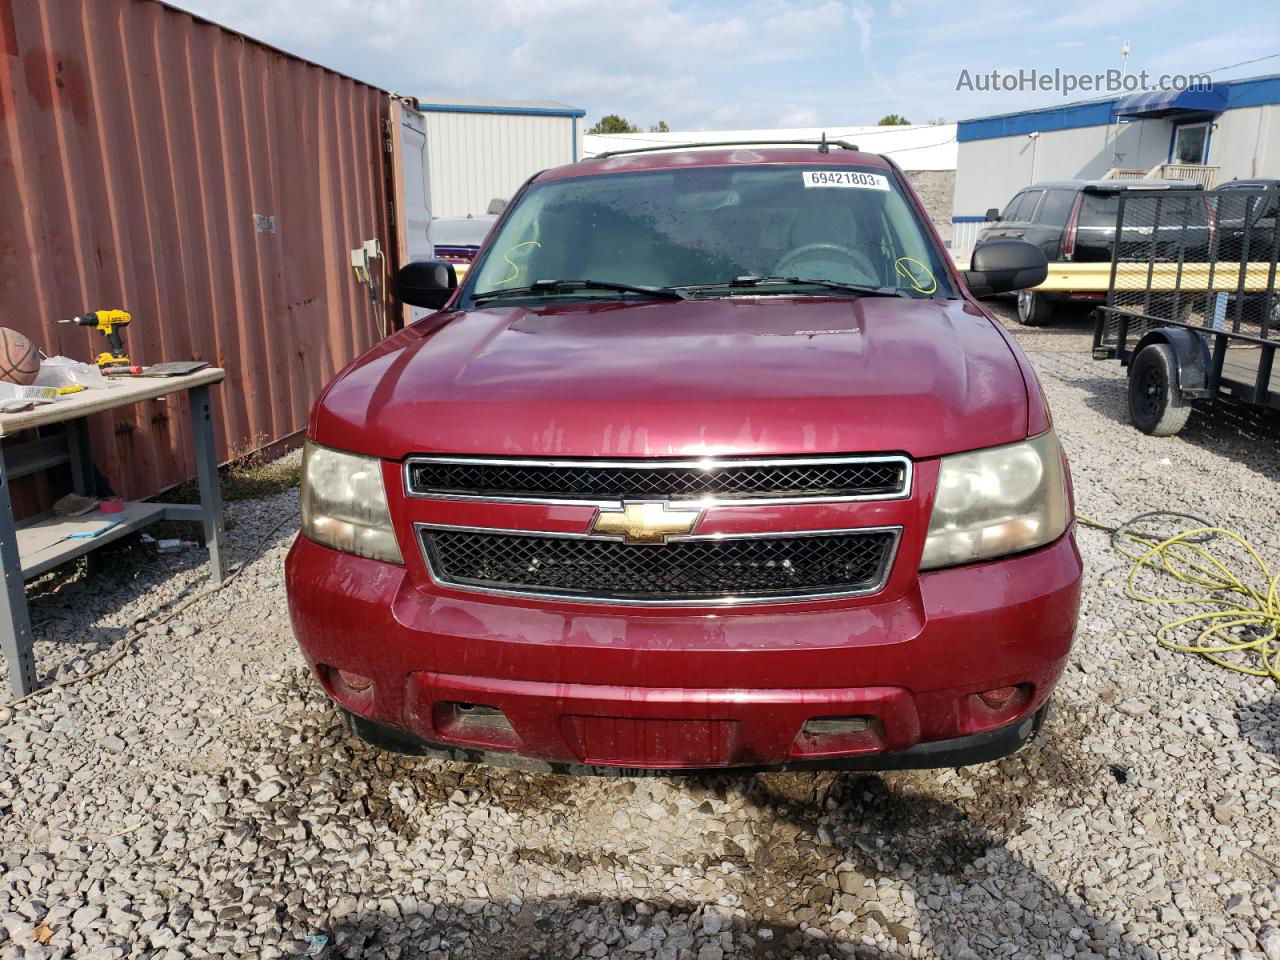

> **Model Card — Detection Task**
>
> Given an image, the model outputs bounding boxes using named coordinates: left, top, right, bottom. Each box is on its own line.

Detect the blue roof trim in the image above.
left=1225, top=74, right=1280, bottom=109
left=958, top=74, right=1280, bottom=142
left=957, top=99, right=1116, bottom=142
left=418, top=102, right=586, bottom=118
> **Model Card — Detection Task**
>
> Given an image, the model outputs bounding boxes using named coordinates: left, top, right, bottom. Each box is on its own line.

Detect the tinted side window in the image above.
left=1080, top=192, right=1209, bottom=229
left=1155, top=196, right=1210, bottom=226
left=1036, top=189, right=1077, bottom=226
left=1079, top=194, right=1118, bottom=228
left=1015, top=190, right=1044, bottom=222
left=1222, top=190, right=1278, bottom=221
left=1001, top=192, right=1026, bottom=221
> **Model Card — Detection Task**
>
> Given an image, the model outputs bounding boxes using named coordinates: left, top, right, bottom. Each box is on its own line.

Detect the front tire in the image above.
left=1016, top=289, right=1055, bottom=326
left=1128, top=343, right=1191, bottom=436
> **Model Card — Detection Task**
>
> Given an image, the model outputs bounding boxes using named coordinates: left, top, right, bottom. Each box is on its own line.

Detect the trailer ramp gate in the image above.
left=1093, top=186, right=1280, bottom=410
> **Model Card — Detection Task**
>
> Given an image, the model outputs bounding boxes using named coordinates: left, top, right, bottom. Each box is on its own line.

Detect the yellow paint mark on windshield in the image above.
left=894, top=257, right=937, bottom=295
left=497, top=240, right=541, bottom=286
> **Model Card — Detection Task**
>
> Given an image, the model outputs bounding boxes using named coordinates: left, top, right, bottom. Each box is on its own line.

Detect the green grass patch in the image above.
left=163, top=441, right=301, bottom=506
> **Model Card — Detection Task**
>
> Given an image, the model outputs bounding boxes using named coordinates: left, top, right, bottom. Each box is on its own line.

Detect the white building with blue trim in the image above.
left=412, top=97, right=586, bottom=219
left=950, top=74, right=1280, bottom=254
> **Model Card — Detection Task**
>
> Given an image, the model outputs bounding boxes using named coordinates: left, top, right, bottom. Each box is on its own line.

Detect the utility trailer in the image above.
left=1092, top=184, right=1280, bottom=435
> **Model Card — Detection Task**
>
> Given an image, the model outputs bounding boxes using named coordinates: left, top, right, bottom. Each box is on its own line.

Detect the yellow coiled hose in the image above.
left=1078, top=511, right=1280, bottom=682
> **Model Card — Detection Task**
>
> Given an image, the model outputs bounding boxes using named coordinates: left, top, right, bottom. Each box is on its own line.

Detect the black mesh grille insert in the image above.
left=407, top=458, right=907, bottom=501
left=423, top=529, right=897, bottom=602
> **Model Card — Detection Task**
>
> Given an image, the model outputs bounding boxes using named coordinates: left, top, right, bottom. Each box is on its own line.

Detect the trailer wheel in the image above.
left=1128, top=343, right=1191, bottom=436
left=1016, top=289, right=1055, bottom=326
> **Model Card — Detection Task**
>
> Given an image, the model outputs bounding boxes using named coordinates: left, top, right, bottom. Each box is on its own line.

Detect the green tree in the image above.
left=877, top=113, right=911, bottom=126
left=588, top=114, right=641, bottom=134
left=649, top=121, right=670, bottom=132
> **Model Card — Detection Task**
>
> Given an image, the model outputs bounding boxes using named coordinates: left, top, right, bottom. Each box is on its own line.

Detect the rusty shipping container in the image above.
left=0, top=0, right=403, bottom=510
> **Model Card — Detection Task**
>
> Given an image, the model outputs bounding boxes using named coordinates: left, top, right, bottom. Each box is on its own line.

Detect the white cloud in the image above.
left=776, top=105, right=821, bottom=126
left=167, top=0, right=1273, bottom=131
left=177, top=0, right=413, bottom=46
left=849, top=0, right=875, bottom=61
left=1041, top=0, right=1151, bottom=34
left=1142, top=33, right=1278, bottom=77
left=184, top=0, right=856, bottom=127
left=848, top=0, right=897, bottom=102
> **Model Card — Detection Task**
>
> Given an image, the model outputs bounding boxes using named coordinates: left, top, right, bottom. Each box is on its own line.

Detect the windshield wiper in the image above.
left=682, top=276, right=910, bottom=298
left=472, top=279, right=688, bottom=303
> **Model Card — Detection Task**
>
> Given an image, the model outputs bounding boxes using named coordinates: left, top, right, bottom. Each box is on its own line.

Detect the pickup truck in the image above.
left=286, top=142, right=1082, bottom=774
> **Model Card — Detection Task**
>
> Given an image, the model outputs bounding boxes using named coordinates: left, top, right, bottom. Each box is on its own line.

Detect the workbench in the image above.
left=0, top=369, right=226, bottom=698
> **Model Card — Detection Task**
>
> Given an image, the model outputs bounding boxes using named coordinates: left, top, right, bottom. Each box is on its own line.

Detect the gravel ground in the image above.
left=982, top=298, right=1096, bottom=354
left=3, top=333, right=1280, bottom=960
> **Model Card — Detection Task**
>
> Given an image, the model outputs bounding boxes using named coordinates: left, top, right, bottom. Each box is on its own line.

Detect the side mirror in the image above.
left=964, top=240, right=1048, bottom=297
left=396, top=259, right=457, bottom=310
left=985, top=207, right=1001, bottom=222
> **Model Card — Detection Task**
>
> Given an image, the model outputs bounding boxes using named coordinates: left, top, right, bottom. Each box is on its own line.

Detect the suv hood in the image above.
left=313, top=297, right=1029, bottom=460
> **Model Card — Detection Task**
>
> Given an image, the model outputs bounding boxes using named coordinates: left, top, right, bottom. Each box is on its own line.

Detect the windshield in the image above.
left=466, top=163, right=952, bottom=300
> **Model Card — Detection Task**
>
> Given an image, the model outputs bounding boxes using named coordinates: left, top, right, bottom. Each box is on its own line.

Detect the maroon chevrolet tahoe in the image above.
left=285, top=142, right=1082, bottom=774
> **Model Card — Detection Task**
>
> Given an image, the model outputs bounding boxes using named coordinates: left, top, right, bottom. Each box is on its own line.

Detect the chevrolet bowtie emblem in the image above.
left=591, top=501, right=703, bottom=544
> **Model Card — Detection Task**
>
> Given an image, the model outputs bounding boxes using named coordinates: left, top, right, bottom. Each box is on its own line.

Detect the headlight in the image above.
left=300, top=441, right=403, bottom=564
left=920, top=430, right=1069, bottom=570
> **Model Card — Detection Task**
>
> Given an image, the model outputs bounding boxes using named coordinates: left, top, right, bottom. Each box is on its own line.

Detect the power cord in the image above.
left=1077, top=511, right=1280, bottom=682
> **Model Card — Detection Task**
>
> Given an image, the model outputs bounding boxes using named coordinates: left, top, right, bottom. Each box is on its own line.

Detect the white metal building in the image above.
left=582, top=123, right=957, bottom=169
left=411, top=97, right=586, bottom=221
left=950, top=74, right=1280, bottom=254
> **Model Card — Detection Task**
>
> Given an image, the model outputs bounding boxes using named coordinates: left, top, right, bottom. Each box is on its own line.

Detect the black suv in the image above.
left=1216, top=178, right=1279, bottom=262
left=978, top=179, right=1208, bottom=325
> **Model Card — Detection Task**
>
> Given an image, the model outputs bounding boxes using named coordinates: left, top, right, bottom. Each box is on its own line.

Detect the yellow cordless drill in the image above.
left=61, top=309, right=132, bottom=367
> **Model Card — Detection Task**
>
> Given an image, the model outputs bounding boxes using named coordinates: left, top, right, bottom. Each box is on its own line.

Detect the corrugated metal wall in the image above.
left=0, top=0, right=398, bottom=508
left=949, top=220, right=984, bottom=262
left=423, top=111, right=577, bottom=217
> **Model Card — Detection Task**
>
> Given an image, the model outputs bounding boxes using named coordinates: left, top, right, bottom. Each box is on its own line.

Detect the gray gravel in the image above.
left=3, top=347, right=1280, bottom=960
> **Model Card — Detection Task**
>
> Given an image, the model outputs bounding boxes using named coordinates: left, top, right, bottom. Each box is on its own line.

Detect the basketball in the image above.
left=0, top=327, right=41, bottom=386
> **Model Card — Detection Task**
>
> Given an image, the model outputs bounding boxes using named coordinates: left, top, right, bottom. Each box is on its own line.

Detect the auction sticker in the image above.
left=802, top=170, right=889, bottom=190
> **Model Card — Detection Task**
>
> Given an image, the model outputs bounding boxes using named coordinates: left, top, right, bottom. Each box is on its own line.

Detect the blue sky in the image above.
left=173, top=0, right=1280, bottom=129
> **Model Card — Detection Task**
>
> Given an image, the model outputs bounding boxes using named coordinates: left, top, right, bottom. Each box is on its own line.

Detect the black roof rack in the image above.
left=591, top=138, right=861, bottom=159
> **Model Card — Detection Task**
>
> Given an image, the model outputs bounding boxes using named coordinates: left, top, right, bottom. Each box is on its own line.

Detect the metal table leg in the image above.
left=0, top=449, right=36, bottom=698
left=66, top=418, right=96, bottom=497
left=189, top=385, right=226, bottom=583
left=66, top=418, right=104, bottom=577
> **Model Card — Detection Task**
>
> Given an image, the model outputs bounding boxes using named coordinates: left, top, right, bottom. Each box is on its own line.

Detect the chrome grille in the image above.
left=420, top=527, right=899, bottom=604
left=405, top=455, right=910, bottom=503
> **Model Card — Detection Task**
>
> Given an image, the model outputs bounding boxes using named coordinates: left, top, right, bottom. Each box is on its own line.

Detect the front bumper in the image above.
left=285, top=532, right=1081, bottom=772
left=340, top=702, right=1050, bottom=776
